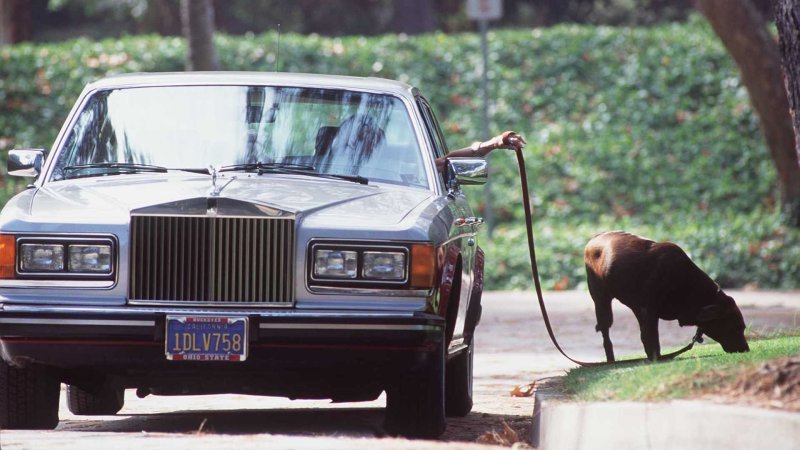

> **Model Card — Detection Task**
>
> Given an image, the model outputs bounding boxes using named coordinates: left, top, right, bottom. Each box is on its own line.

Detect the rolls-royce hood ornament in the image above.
left=208, top=165, right=236, bottom=197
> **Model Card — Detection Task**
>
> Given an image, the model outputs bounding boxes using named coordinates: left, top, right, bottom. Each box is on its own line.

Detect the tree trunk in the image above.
left=0, top=0, right=31, bottom=46
left=696, top=0, right=800, bottom=226
left=154, top=0, right=181, bottom=36
left=0, top=0, right=11, bottom=45
left=391, top=0, right=436, bottom=35
left=180, top=0, right=220, bottom=71
left=774, top=1, right=800, bottom=180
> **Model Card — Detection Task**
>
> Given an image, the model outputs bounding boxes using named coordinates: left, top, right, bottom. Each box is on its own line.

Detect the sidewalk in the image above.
left=532, top=394, right=800, bottom=450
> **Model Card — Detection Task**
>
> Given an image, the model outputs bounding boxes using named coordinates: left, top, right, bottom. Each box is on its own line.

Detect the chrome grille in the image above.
left=129, top=215, right=295, bottom=305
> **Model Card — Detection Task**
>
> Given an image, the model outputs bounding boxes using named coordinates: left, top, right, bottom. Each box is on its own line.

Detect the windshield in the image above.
left=51, top=85, right=429, bottom=188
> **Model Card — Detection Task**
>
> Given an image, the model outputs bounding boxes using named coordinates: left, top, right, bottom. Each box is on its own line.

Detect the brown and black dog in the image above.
left=584, top=231, right=749, bottom=361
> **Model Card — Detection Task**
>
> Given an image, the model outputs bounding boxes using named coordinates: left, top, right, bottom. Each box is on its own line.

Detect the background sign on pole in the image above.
left=466, top=0, right=503, bottom=21
left=466, top=0, right=502, bottom=236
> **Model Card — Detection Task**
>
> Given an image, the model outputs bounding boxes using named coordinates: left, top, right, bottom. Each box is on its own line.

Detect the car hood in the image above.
left=27, top=174, right=434, bottom=225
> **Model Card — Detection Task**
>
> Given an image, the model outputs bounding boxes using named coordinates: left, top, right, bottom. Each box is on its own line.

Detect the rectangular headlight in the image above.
left=314, top=249, right=358, bottom=278
left=69, top=244, right=112, bottom=273
left=14, top=237, right=115, bottom=279
left=20, top=243, right=65, bottom=272
left=363, top=251, right=406, bottom=280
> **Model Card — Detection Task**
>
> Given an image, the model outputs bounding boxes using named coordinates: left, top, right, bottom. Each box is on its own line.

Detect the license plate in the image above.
left=165, top=316, right=248, bottom=362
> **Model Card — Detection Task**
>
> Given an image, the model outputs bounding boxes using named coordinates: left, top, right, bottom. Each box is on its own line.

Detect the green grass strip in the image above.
left=562, top=335, right=800, bottom=402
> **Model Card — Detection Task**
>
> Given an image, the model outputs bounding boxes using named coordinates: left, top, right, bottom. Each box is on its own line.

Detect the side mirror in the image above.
left=445, top=157, right=488, bottom=193
left=8, top=149, right=45, bottom=178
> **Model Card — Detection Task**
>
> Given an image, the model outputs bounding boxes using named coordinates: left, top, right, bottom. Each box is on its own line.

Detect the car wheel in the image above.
left=0, top=360, right=60, bottom=429
left=384, top=339, right=446, bottom=439
left=445, top=340, right=473, bottom=417
left=67, top=384, right=125, bottom=415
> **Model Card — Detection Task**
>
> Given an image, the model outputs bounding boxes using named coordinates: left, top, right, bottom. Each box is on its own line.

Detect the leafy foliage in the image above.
left=0, top=18, right=796, bottom=289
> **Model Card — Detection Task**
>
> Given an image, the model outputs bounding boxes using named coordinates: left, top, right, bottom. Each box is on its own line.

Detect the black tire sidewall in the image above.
left=0, top=360, right=60, bottom=430
left=66, top=384, right=125, bottom=415
left=445, top=339, right=473, bottom=417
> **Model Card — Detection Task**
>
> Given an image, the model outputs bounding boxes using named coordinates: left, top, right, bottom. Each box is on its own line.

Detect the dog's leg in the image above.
left=599, top=324, right=614, bottom=363
left=635, top=308, right=661, bottom=361
left=587, top=266, right=615, bottom=362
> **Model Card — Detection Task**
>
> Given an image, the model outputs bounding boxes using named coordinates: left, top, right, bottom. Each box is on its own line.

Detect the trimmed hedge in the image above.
left=0, top=17, right=797, bottom=289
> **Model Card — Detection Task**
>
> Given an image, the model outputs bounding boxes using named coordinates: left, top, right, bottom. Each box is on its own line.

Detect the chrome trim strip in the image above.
left=0, top=304, right=423, bottom=319
left=447, top=341, right=468, bottom=355
left=307, top=286, right=432, bottom=296
left=0, top=280, right=115, bottom=289
left=0, top=318, right=154, bottom=327
left=127, top=300, right=295, bottom=308
left=259, top=323, right=441, bottom=331
left=130, top=213, right=297, bottom=220
left=439, top=231, right=476, bottom=248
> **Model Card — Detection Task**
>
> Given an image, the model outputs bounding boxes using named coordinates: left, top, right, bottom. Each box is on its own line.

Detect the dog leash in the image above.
left=511, top=146, right=702, bottom=366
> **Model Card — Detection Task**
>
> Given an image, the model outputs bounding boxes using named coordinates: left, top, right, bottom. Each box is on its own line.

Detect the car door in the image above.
left=417, top=96, right=476, bottom=347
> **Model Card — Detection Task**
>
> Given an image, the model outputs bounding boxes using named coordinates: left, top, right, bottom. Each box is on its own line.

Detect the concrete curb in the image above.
left=532, top=391, right=800, bottom=450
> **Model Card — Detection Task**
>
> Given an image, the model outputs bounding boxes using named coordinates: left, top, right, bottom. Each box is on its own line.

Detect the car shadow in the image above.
left=58, top=406, right=531, bottom=442
left=60, top=407, right=386, bottom=436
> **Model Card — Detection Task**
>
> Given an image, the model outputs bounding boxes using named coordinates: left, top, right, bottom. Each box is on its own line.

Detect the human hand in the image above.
left=494, top=131, right=527, bottom=150
left=465, top=131, right=527, bottom=158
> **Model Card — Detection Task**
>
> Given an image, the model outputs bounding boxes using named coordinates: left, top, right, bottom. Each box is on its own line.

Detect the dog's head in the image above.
left=696, top=291, right=749, bottom=353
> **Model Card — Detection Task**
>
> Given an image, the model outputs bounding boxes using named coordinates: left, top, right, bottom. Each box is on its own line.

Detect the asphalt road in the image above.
left=2, top=290, right=798, bottom=449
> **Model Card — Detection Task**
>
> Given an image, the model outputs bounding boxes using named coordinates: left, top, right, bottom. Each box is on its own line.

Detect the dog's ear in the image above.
left=697, top=304, right=722, bottom=322
left=719, top=292, right=738, bottom=307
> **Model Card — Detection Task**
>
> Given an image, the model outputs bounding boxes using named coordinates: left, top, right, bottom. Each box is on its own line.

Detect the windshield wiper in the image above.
left=218, top=162, right=315, bottom=173
left=63, top=162, right=168, bottom=172
left=316, top=172, right=369, bottom=185
left=61, top=163, right=210, bottom=180
left=61, top=162, right=168, bottom=179
left=220, top=162, right=368, bottom=185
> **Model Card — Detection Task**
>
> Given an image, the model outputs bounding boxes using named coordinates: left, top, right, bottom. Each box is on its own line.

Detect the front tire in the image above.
left=0, top=360, right=60, bottom=429
left=384, top=339, right=446, bottom=439
left=66, top=384, right=125, bottom=415
left=445, top=341, right=473, bottom=417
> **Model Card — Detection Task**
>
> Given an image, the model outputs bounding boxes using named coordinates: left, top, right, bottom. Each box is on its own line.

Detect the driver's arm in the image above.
left=435, top=131, right=526, bottom=172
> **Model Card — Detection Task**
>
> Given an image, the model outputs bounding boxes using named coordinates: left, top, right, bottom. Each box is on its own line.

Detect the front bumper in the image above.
left=0, top=304, right=443, bottom=376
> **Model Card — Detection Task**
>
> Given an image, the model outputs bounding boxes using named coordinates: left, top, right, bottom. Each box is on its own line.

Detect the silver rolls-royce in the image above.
left=0, top=72, right=487, bottom=438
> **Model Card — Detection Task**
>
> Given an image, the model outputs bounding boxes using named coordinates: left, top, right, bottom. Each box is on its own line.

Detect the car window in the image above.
left=417, top=96, right=448, bottom=159
left=51, top=86, right=430, bottom=188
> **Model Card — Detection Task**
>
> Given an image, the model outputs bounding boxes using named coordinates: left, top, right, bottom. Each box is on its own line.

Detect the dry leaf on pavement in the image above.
left=511, top=382, right=535, bottom=397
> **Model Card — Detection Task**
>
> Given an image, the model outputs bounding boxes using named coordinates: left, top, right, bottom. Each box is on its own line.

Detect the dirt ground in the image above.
left=704, top=356, right=800, bottom=412
left=1, top=290, right=798, bottom=449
